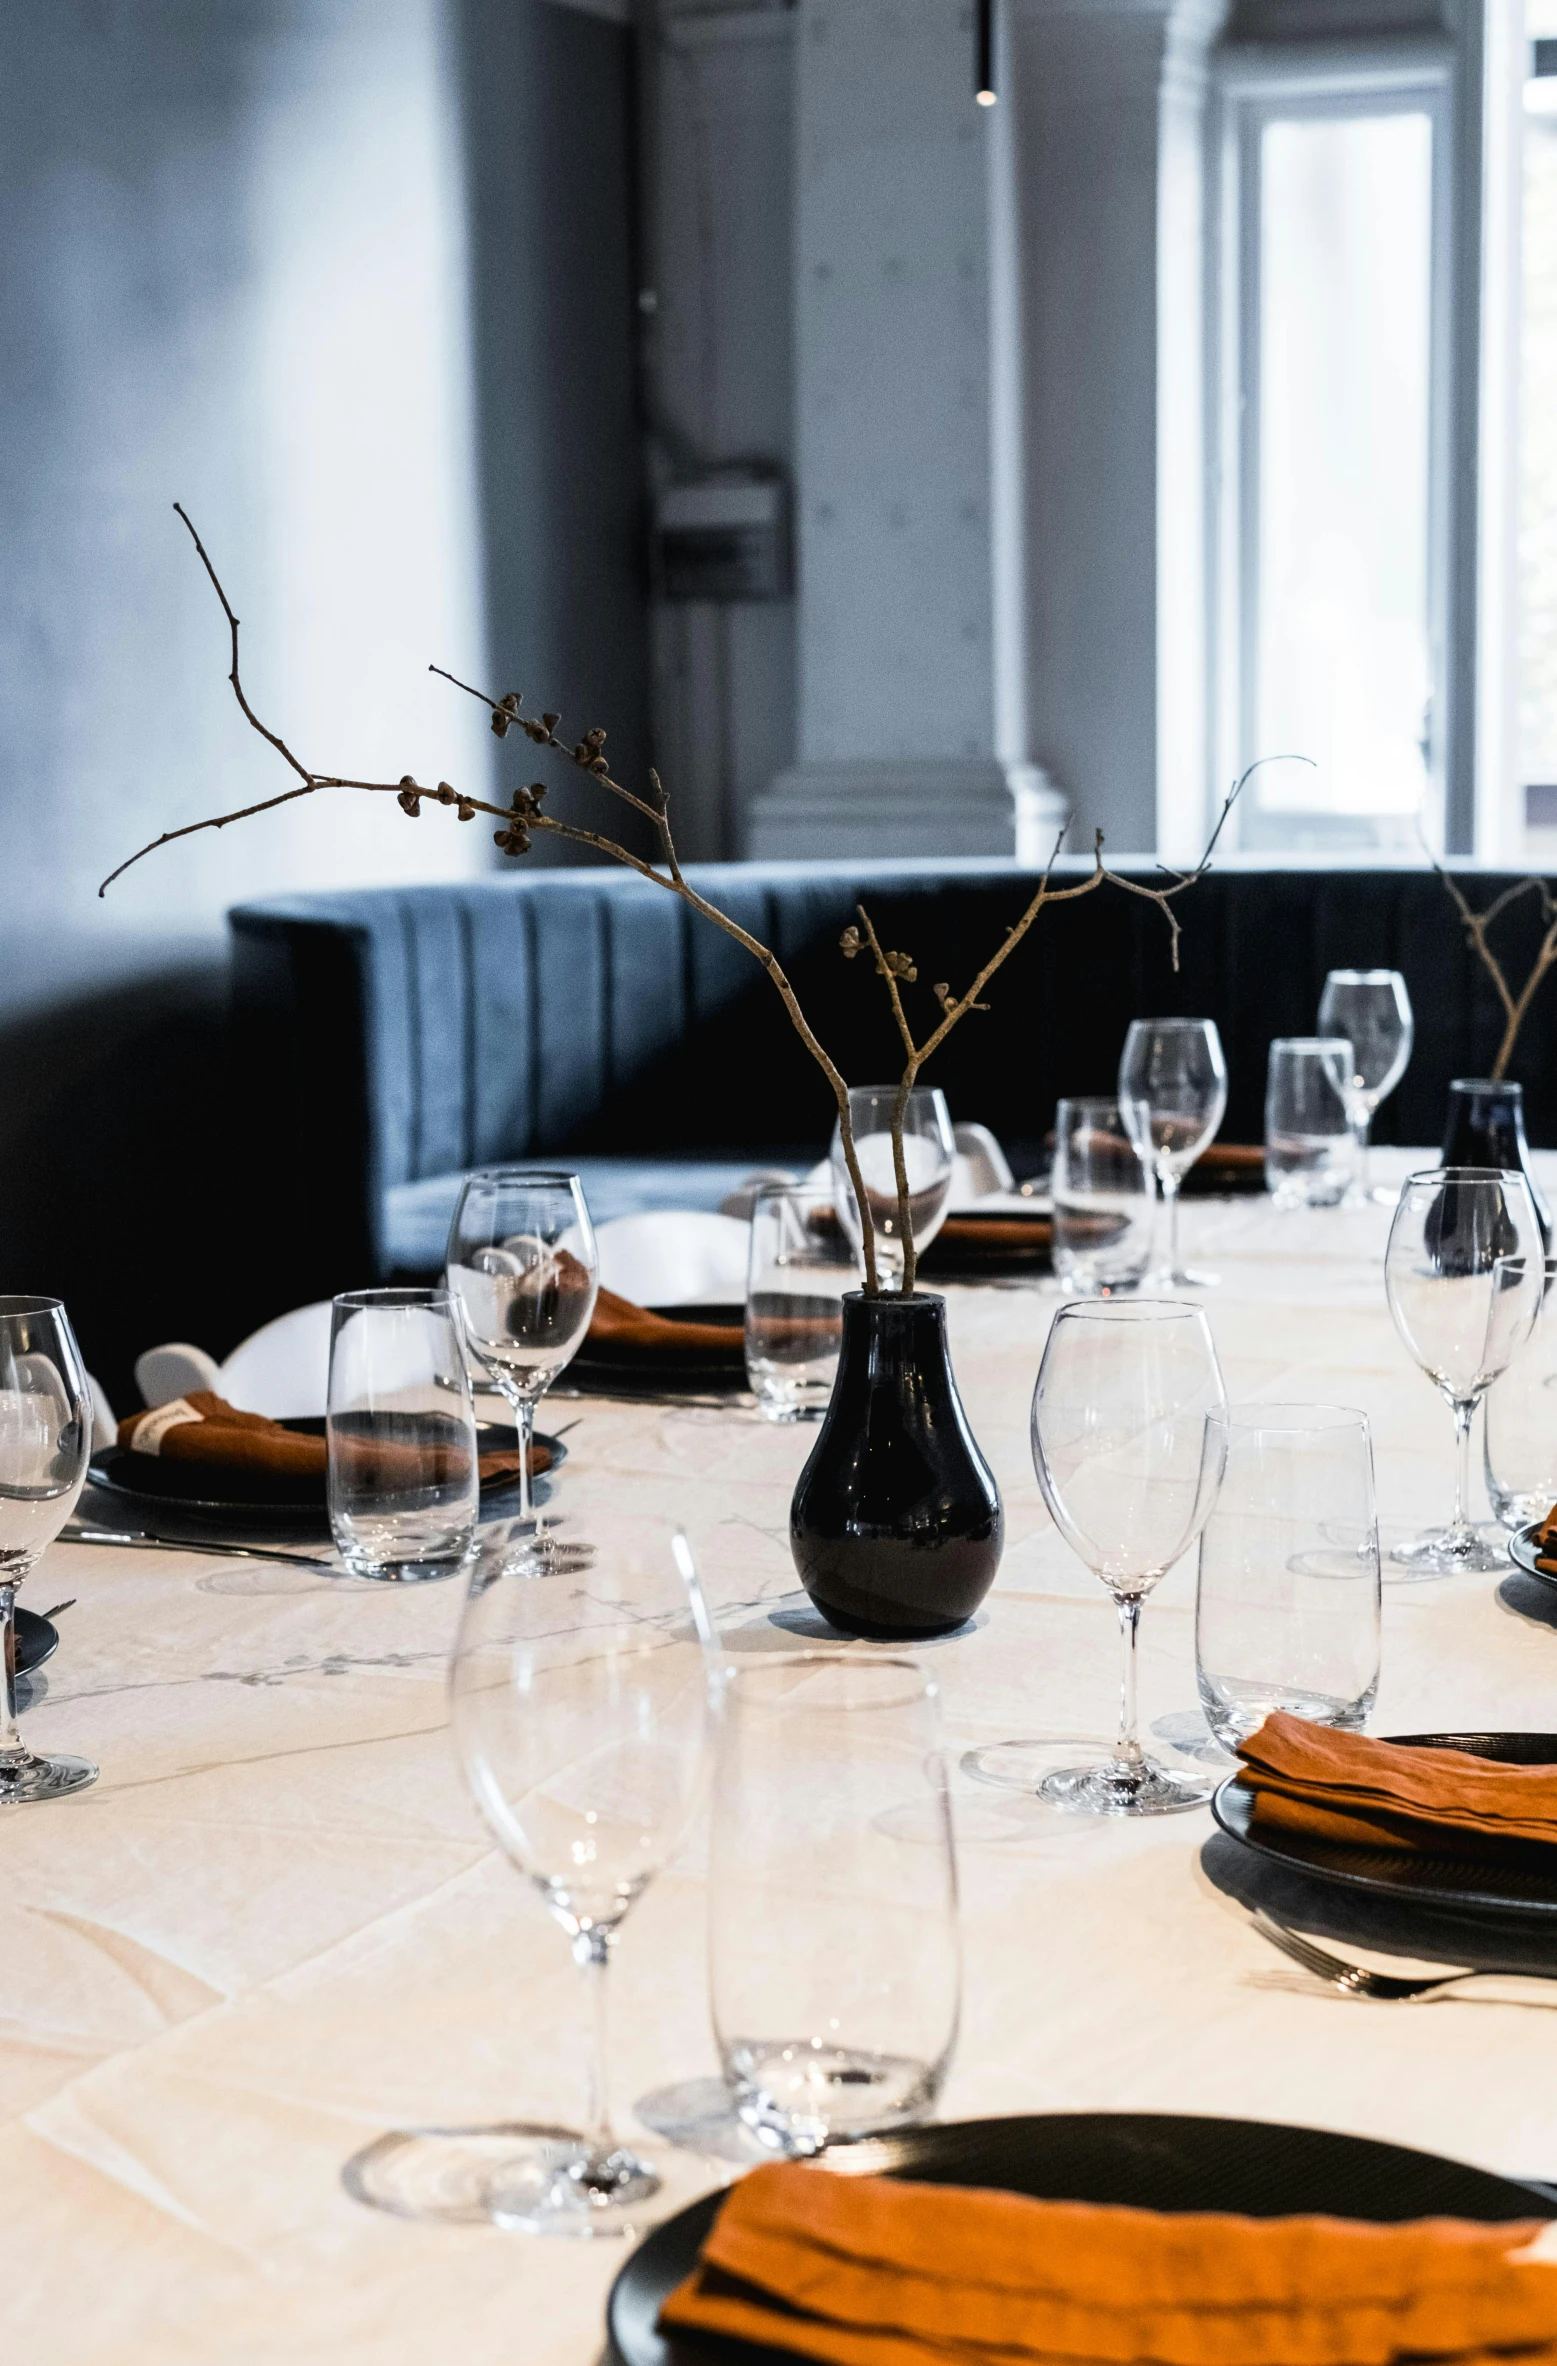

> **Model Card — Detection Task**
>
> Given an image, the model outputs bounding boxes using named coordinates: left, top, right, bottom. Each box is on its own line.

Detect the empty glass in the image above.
left=1196, top=1405, right=1381, bottom=1753
left=1384, top=1169, right=1544, bottom=1573
left=448, top=1521, right=719, bottom=2234
left=709, top=1654, right=959, bottom=2154
left=445, top=1170, right=598, bottom=1526
left=1051, top=1097, right=1154, bottom=1294
left=1264, top=1038, right=1354, bottom=1208
left=1317, top=969, right=1414, bottom=1204
left=829, top=1086, right=955, bottom=1289
left=1484, top=1257, right=1557, bottom=1530
left=0, top=1297, right=94, bottom=1802
left=327, top=1289, right=478, bottom=1582
left=1118, top=1019, right=1229, bottom=1286
left=1030, top=1300, right=1226, bottom=1814
left=745, top=1185, right=859, bottom=1421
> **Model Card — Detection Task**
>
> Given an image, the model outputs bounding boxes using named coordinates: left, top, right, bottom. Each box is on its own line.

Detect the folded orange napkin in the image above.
left=117, top=1392, right=544, bottom=1486
left=585, top=1288, right=745, bottom=1363
left=1530, top=1506, right=1557, bottom=1575
left=660, top=2162, right=1557, bottom=2366
left=1235, top=1712, right=1557, bottom=1856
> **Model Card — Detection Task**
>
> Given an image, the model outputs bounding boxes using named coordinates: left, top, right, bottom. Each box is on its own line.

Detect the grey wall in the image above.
left=0, top=0, right=646, bottom=1397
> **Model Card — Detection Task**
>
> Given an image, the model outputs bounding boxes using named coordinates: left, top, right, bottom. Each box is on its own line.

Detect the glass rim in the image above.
left=1400, top=1164, right=1526, bottom=1186
left=1323, top=967, right=1405, bottom=985
left=333, top=1286, right=454, bottom=1311
left=721, top=1650, right=936, bottom=1713
left=1448, top=1076, right=1523, bottom=1095
left=1122, top=1016, right=1222, bottom=1035
left=1055, top=1093, right=1148, bottom=1116
left=1052, top=1296, right=1211, bottom=1324
left=0, top=1294, right=67, bottom=1318
left=454, top=1167, right=584, bottom=1190
left=1268, top=1035, right=1352, bottom=1054
left=1208, top=1400, right=1369, bottom=1434
left=751, top=1179, right=843, bottom=1205
left=844, top=1084, right=950, bottom=1108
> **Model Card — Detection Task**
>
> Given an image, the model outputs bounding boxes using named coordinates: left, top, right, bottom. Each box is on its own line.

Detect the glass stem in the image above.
left=1450, top=1396, right=1476, bottom=1536
left=508, top=1392, right=537, bottom=1523
left=1115, top=1597, right=1143, bottom=1766
left=1351, top=1109, right=1371, bottom=1196
left=0, top=1582, right=22, bottom=1767
left=1163, top=1174, right=1181, bottom=1277
left=574, top=1927, right=616, bottom=2154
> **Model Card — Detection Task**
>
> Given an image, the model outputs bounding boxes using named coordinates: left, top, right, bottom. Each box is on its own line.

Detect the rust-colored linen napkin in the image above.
left=1529, top=1506, right=1557, bottom=1575
left=1234, top=1712, right=1557, bottom=1856
left=117, top=1392, right=543, bottom=1487
left=585, top=1288, right=746, bottom=1364
left=659, top=2162, right=1557, bottom=2366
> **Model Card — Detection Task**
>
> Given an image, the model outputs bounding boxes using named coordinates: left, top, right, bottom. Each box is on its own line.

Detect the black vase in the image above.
left=1440, top=1078, right=1552, bottom=1249
left=789, top=1291, right=1003, bottom=1640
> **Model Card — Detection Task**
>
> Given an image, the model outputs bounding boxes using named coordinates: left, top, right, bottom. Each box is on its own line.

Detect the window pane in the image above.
left=1249, top=112, right=1434, bottom=851
left=1520, top=8, right=1557, bottom=832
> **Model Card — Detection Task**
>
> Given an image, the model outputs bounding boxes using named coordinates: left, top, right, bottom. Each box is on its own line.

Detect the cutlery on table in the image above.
left=63, top=1525, right=344, bottom=1576
left=1250, top=1909, right=1557, bottom=2002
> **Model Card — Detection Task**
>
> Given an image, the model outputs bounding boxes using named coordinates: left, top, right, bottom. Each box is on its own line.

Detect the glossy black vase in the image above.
left=790, top=1292, right=1003, bottom=1640
left=1441, top=1077, right=1552, bottom=1248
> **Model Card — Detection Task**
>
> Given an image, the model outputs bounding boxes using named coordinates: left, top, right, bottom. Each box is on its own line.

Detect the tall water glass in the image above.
left=448, top=1519, right=719, bottom=2235
left=328, top=1289, right=477, bottom=1582
left=710, top=1654, right=959, bottom=2154
left=1196, top=1405, right=1381, bottom=1752
left=1030, top=1301, right=1226, bottom=1814
left=445, top=1170, right=598, bottom=1525
left=745, top=1185, right=859, bottom=1421
left=1384, top=1169, right=1544, bottom=1573
left=1051, top=1097, right=1154, bottom=1294
left=1118, top=1019, right=1229, bottom=1287
left=1264, top=1038, right=1353, bottom=1208
left=0, top=1298, right=94, bottom=1802
left=829, top=1086, right=955, bottom=1289
left=1484, top=1257, right=1557, bottom=1529
left=1317, top=969, right=1414, bottom=1205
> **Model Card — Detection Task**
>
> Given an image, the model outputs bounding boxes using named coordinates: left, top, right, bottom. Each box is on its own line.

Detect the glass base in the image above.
left=1147, top=1265, right=1221, bottom=1290
left=1388, top=1524, right=1511, bottom=1577
left=1041, top=1754, right=1217, bottom=1817
left=342, top=2119, right=714, bottom=2235
left=0, top=1748, right=97, bottom=1804
left=485, top=2133, right=661, bottom=2237
left=335, top=1556, right=465, bottom=1584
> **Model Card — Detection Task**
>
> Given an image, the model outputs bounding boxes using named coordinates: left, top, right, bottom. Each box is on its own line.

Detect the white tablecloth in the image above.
left=7, top=1156, right=1557, bottom=2362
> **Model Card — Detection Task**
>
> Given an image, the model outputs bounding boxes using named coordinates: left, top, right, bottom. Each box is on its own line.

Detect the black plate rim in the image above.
left=1509, top=1525, right=1556, bottom=1586
left=14, top=1607, right=59, bottom=1678
left=1211, top=1729, right=1557, bottom=1919
left=606, top=2108, right=1557, bottom=2366
left=86, top=1423, right=567, bottom=1521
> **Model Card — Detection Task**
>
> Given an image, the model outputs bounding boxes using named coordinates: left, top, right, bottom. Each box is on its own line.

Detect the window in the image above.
left=1212, top=57, right=1452, bottom=856
left=1519, top=19, right=1557, bottom=847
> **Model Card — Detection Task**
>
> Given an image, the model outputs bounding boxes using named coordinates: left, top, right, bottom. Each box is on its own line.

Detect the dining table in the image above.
left=7, top=1150, right=1557, bottom=2364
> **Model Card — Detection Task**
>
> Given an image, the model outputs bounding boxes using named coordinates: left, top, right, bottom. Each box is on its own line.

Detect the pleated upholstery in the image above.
left=229, top=859, right=1557, bottom=1292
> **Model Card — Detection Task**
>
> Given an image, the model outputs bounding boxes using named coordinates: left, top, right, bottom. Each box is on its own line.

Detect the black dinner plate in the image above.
left=1509, top=1524, right=1557, bottom=1588
left=607, top=2110, right=1556, bottom=2366
left=918, top=1210, right=1054, bottom=1283
left=1212, top=1732, right=1557, bottom=1921
left=84, top=1421, right=564, bottom=1546
left=567, top=1306, right=749, bottom=1400
left=14, top=1608, right=59, bottom=1678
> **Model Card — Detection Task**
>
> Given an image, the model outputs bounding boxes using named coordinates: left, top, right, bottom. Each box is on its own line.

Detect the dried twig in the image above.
left=1423, top=838, right=1557, bottom=1080
left=838, top=759, right=1297, bottom=1292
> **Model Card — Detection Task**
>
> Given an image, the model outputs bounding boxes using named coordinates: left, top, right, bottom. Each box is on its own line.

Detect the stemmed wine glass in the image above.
left=0, top=1297, right=94, bottom=1802
left=1118, top=1020, right=1229, bottom=1287
left=1030, top=1300, right=1226, bottom=1814
left=829, top=1086, right=955, bottom=1289
left=444, top=1170, right=599, bottom=1536
left=448, top=1519, right=721, bottom=2236
left=1317, top=970, right=1414, bottom=1205
left=1384, top=1167, right=1544, bottom=1574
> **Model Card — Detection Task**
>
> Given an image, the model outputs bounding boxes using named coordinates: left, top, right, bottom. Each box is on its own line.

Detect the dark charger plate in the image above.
left=14, top=1607, right=59, bottom=1678
left=608, top=2110, right=1556, bottom=2366
left=1212, top=1731, right=1557, bottom=1920
left=567, top=1307, right=749, bottom=1400
left=85, top=1419, right=565, bottom=1546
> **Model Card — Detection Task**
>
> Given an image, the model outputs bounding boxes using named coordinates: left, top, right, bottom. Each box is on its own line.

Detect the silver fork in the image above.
left=1250, top=1909, right=1557, bottom=2001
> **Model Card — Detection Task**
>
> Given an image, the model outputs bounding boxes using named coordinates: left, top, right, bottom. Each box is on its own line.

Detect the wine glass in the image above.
left=448, top=1520, right=721, bottom=2235
left=0, top=1297, right=94, bottom=1802
left=1384, top=1167, right=1544, bottom=1574
left=444, top=1170, right=598, bottom=1533
left=829, top=1086, right=955, bottom=1289
left=1118, top=1020, right=1229, bottom=1287
left=1317, top=969, right=1414, bottom=1205
left=1030, top=1300, right=1226, bottom=1814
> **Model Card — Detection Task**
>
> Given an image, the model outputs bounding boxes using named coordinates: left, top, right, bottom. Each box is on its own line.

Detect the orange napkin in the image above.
left=585, top=1288, right=745, bottom=1363
left=117, top=1392, right=544, bottom=1486
left=1235, top=1712, right=1557, bottom=1856
left=660, top=2162, right=1557, bottom=2366
left=1529, top=1506, right=1557, bottom=1575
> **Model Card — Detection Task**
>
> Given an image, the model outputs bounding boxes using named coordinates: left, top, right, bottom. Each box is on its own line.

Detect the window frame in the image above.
left=1207, top=41, right=1459, bottom=859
